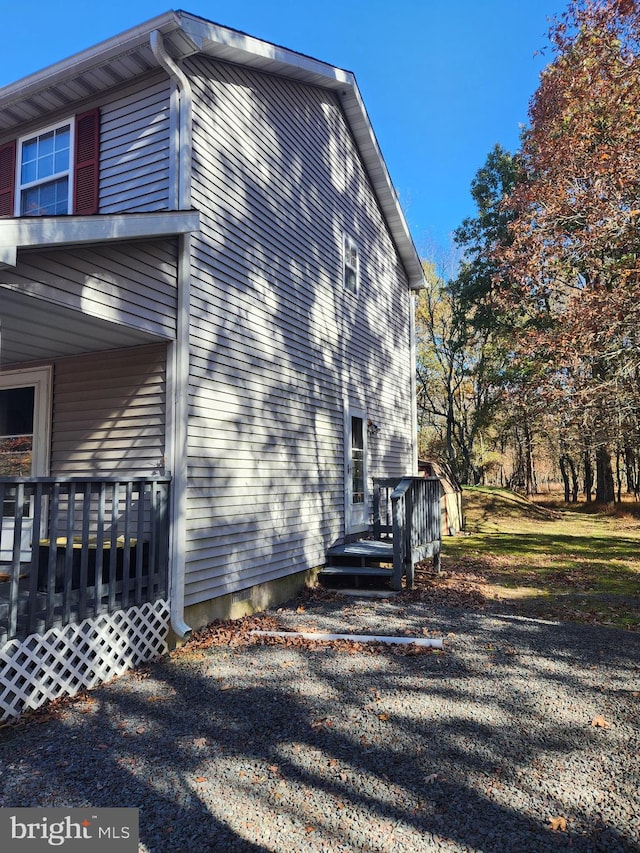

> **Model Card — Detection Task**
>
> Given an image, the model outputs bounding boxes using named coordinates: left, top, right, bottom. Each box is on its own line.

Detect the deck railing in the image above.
left=373, top=476, right=441, bottom=589
left=0, top=476, right=170, bottom=644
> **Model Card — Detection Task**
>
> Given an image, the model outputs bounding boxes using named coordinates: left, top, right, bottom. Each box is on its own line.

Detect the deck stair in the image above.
left=320, top=476, right=442, bottom=590
left=322, top=540, right=394, bottom=584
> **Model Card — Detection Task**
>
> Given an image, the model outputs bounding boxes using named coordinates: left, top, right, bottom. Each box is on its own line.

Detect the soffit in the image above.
left=0, top=286, right=164, bottom=365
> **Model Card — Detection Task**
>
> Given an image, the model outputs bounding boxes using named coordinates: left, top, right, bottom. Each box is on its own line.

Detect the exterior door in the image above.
left=345, top=407, right=368, bottom=534
left=0, top=367, right=51, bottom=560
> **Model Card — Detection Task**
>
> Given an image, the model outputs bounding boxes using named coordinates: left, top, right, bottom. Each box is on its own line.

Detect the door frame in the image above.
left=0, top=366, right=52, bottom=560
left=0, top=366, right=52, bottom=477
left=344, top=402, right=369, bottom=536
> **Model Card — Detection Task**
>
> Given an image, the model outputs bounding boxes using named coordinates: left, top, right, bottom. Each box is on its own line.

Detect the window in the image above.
left=17, top=121, right=73, bottom=216
left=343, top=234, right=359, bottom=294
left=0, top=108, right=100, bottom=219
left=351, top=415, right=365, bottom=504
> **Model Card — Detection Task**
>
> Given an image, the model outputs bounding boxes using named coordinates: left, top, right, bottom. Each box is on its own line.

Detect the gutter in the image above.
left=150, top=30, right=193, bottom=639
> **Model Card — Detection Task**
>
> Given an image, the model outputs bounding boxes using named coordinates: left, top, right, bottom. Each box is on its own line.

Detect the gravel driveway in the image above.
left=0, top=588, right=638, bottom=852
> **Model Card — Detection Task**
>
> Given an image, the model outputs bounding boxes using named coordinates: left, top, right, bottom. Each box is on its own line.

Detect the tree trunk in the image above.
left=624, top=444, right=638, bottom=496
left=559, top=455, right=570, bottom=502
left=567, top=455, right=579, bottom=502
left=523, top=419, right=536, bottom=496
left=595, top=446, right=615, bottom=504
left=584, top=451, right=594, bottom=502
left=615, top=447, right=623, bottom=504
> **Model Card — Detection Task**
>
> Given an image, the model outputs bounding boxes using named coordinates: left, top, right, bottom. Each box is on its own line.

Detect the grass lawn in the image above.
left=416, top=486, right=640, bottom=631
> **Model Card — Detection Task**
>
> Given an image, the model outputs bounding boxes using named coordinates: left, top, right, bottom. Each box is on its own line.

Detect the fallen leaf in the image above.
left=591, top=715, right=610, bottom=728
left=549, top=816, right=567, bottom=831
left=194, top=777, right=207, bottom=783
left=304, top=826, right=316, bottom=833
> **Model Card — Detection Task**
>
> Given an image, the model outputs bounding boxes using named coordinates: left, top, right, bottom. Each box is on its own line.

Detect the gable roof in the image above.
left=0, top=10, right=425, bottom=290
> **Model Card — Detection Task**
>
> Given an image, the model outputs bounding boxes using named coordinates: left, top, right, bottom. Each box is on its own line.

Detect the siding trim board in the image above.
left=0, top=210, right=199, bottom=259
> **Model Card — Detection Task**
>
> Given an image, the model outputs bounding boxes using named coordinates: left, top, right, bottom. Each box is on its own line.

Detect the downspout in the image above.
left=410, top=291, right=419, bottom=475
left=150, top=30, right=192, bottom=638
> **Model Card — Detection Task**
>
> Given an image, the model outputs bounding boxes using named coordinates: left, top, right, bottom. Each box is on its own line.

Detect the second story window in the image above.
left=17, top=121, right=73, bottom=216
left=344, top=234, right=359, bottom=295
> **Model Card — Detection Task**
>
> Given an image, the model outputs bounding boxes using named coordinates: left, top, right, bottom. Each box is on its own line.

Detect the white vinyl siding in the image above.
left=0, top=240, right=178, bottom=340
left=99, top=76, right=172, bottom=213
left=183, top=56, right=413, bottom=606
left=50, top=344, right=167, bottom=477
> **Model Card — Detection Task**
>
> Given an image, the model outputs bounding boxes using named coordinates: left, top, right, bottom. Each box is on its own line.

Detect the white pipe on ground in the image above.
left=250, top=630, right=444, bottom=649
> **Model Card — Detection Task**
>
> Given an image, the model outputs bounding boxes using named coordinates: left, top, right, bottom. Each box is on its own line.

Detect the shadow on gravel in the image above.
left=0, top=613, right=638, bottom=852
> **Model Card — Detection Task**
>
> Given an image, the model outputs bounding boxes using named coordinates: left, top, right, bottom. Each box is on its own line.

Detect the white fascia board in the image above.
left=0, top=211, right=200, bottom=263
left=177, top=13, right=353, bottom=88
left=339, top=86, right=425, bottom=290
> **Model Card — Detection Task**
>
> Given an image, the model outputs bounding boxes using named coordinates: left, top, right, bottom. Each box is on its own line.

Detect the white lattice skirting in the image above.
left=0, top=599, right=170, bottom=721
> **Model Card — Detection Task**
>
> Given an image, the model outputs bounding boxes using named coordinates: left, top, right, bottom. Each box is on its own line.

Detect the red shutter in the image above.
left=0, top=139, right=16, bottom=217
left=74, top=108, right=100, bottom=215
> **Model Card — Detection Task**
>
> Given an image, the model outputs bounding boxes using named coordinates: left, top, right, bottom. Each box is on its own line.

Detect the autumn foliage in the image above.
left=489, top=0, right=640, bottom=500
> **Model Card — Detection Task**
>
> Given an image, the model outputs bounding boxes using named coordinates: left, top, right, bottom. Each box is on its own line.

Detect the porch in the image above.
left=322, top=476, right=442, bottom=589
left=0, top=476, right=170, bottom=646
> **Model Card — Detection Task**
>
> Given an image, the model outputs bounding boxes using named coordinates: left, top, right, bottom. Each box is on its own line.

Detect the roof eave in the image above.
left=0, top=10, right=425, bottom=288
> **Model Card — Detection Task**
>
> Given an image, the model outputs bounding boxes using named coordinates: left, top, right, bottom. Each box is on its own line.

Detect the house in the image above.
left=0, top=11, right=428, bottom=719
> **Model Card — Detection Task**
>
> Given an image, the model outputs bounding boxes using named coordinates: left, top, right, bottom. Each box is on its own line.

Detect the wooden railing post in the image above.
left=389, top=476, right=442, bottom=589
left=391, top=490, right=405, bottom=590
left=372, top=481, right=381, bottom=541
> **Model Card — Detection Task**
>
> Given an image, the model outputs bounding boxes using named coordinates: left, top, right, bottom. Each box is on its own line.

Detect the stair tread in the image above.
left=319, top=564, right=393, bottom=576
left=326, top=541, right=393, bottom=559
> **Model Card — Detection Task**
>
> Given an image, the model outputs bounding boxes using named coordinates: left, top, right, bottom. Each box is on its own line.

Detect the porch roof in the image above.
left=0, top=211, right=200, bottom=269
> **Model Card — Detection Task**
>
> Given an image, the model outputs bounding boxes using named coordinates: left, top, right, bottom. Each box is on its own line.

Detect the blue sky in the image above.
left=0, top=0, right=568, bottom=259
